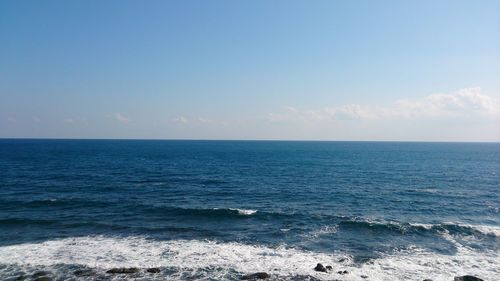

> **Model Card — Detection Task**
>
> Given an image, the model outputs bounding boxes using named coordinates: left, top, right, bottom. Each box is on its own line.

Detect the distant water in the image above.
left=0, top=139, right=498, bottom=280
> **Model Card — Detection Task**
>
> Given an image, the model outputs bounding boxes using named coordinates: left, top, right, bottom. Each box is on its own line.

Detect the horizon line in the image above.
left=0, top=137, right=499, bottom=144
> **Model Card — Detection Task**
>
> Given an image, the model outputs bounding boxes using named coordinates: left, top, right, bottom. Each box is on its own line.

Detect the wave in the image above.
left=338, top=218, right=500, bottom=238
left=200, top=179, right=227, bottom=185
left=0, top=218, right=57, bottom=226
left=409, top=222, right=500, bottom=238
left=0, top=198, right=111, bottom=209
left=2, top=208, right=497, bottom=241
left=304, top=225, right=338, bottom=239
left=227, top=208, right=257, bottom=215
left=0, top=236, right=497, bottom=280
left=144, top=206, right=259, bottom=218
left=0, top=199, right=259, bottom=219
left=124, top=177, right=228, bottom=186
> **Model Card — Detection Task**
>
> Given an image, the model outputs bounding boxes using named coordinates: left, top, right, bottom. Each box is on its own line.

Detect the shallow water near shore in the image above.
left=0, top=140, right=498, bottom=280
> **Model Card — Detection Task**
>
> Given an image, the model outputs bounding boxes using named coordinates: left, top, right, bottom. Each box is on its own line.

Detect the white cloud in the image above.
left=269, top=88, right=500, bottom=122
left=328, top=104, right=375, bottom=120
left=107, top=113, right=130, bottom=124
left=197, top=117, right=212, bottom=123
left=268, top=105, right=369, bottom=122
left=172, top=116, right=215, bottom=124
left=393, top=88, right=500, bottom=118
left=172, top=116, right=189, bottom=124
left=64, top=117, right=87, bottom=124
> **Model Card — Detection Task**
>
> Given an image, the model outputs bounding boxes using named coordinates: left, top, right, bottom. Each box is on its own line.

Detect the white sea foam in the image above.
left=305, top=225, right=338, bottom=239
left=408, top=222, right=500, bottom=237
left=407, top=222, right=434, bottom=229
left=229, top=208, right=257, bottom=215
left=453, top=223, right=500, bottom=237
left=211, top=207, right=257, bottom=215
left=0, top=235, right=498, bottom=281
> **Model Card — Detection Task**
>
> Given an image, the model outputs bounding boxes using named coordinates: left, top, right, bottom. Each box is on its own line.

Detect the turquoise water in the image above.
left=0, top=140, right=498, bottom=280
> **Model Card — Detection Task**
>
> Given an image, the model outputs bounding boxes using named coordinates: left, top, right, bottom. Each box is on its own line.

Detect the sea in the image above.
left=0, top=139, right=498, bottom=281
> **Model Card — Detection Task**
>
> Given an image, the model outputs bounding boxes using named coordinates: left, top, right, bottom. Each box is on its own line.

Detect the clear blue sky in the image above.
left=1, top=0, right=499, bottom=141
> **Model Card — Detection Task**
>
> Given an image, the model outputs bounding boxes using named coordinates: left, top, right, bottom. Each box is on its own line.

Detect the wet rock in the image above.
left=32, top=271, right=49, bottom=277
left=106, top=267, right=140, bottom=274
left=147, top=267, right=161, bottom=273
left=13, top=276, right=27, bottom=281
left=337, top=270, right=348, bottom=274
left=73, top=269, right=95, bottom=276
left=314, top=263, right=327, bottom=272
left=454, top=276, right=483, bottom=281
left=241, top=272, right=270, bottom=280
left=34, top=277, right=53, bottom=281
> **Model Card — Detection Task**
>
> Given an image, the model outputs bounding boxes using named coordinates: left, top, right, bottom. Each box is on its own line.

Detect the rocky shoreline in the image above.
left=12, top=264, right=486, bottom=281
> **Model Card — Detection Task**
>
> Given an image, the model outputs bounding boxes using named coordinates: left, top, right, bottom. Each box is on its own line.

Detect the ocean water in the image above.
left=0, top=139, right=498, bottom=281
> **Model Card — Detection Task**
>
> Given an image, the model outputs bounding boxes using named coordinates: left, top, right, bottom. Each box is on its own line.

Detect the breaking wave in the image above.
left=338, top=218, right=500, bottom=238
left=0, top=235, right=497, bottom=281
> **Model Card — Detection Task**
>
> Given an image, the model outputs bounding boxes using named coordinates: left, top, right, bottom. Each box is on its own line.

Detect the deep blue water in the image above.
left=0, top=140, right=499, bottom=280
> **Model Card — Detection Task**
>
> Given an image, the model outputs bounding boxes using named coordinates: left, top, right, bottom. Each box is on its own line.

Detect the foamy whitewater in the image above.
left=0, top=140, right=499, bottom=280
left=0, top=232, right=498, bottom=281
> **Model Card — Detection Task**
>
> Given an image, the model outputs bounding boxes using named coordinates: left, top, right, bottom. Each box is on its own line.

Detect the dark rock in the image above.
left=314, top=263, right=327, bottom=272
left=34, top=277, right=53, bottom=281
left=454, top=276, right=484, bottom=281
left=74, top=269, right=95, bottom=276
left=241, top=272, right=270, bottom=280
left=361, top=275, right=368, bottom=279
left=32, top=271, right=49, bottom=277
left=106, top=267, right=140, bottom=274
left=325, top=265, right=333, bottom=270
left=337, top=270, right=348, bottom=274
left=146, top=267, right=161, bottom=273
left=423, top=279, right=433, bottom=281
left=13, top=276, right=26, bottom=281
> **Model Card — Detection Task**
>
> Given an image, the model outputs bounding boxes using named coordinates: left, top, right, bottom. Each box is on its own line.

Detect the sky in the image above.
left=1, top=0, right=499, bottom=141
